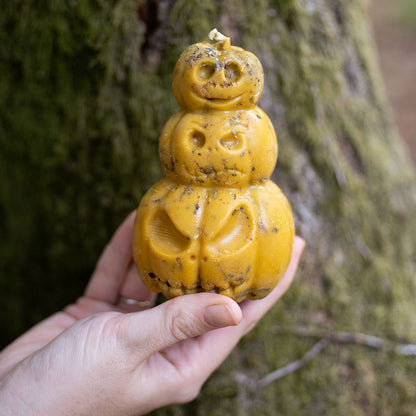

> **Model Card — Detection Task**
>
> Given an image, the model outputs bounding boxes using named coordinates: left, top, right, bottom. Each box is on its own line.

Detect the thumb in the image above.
left=117, top=293, right=242, bottom=356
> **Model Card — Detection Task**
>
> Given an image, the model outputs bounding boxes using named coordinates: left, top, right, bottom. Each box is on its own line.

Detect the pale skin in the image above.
left=0, top=211, right=305, bottom=416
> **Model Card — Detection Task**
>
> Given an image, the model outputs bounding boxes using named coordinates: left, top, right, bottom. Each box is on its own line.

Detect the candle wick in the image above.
left=208, top=28, right=231, bottom=49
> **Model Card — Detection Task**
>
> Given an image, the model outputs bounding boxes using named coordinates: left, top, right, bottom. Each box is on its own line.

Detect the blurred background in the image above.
left=372, top=0, right=416, bottom=164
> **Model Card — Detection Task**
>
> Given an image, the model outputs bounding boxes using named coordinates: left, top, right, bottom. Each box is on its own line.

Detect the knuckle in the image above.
left=164, top=301, right=201, bottom=342
left=169, top=312, right=194, bottom=342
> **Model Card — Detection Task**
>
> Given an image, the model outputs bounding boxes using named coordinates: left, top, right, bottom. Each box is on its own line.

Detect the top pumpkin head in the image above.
left=172, top=31, right=264, bottom=111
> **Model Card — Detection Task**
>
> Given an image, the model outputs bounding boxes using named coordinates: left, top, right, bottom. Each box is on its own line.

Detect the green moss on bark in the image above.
left=0, top=0, right=170, bottom=338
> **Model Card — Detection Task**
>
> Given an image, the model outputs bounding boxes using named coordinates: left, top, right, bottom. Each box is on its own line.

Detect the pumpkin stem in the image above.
left=208, top=28, right=231, bottom=50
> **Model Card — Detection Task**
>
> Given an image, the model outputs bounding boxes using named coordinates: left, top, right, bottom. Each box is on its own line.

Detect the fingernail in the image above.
left=204, top=304, right=239, bottom=328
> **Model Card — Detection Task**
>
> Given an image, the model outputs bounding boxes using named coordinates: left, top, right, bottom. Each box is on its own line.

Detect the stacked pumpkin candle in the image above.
left=133, top=30, right=294, bottom=302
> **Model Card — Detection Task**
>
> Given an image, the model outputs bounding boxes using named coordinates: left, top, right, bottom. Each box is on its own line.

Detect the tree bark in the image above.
left=1, top=0, right=416, bottom=414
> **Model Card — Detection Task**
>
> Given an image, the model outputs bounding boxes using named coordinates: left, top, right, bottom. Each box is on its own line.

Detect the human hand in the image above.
left=0, top=211, right=305, bottom=416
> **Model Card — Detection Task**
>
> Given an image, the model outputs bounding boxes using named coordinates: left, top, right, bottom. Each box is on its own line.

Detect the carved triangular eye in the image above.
left=149, top=209, right=190, bottom=253
left=224, top=62, right=242, bottom=82
left=211, top=205, right=255, bottom=252
left=219, top=130, right=244, bottom=151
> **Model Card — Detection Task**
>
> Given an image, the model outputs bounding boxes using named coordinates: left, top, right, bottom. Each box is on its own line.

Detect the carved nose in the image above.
left=212, top=70, right=227, bottom=85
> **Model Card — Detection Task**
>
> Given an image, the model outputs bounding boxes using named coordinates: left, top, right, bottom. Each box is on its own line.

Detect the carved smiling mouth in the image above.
left=206, top=96, right=239, bottom=102
left=193, top=92, right=242, bottom=105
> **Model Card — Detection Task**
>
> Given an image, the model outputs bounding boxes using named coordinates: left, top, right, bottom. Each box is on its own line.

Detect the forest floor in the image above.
left=371, top=0, right=416, bottom=164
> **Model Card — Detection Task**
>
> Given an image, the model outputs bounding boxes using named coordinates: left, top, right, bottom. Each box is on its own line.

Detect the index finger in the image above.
left=239, top=236, right=306, bottom=332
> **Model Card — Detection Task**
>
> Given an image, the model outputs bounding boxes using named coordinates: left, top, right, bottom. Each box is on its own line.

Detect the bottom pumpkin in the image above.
left=133, top=179, right=294, bottom=303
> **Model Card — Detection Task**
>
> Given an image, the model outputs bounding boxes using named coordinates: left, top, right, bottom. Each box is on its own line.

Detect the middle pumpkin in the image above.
left=159, top=108, right=278, bottom=187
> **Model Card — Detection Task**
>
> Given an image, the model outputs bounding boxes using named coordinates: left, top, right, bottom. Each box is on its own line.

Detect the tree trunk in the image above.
left=1, top=0, right=416, bottom=414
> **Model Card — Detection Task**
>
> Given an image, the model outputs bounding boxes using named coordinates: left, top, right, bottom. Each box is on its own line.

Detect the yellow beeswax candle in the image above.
left=133, top=30, right=294, bottom=302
